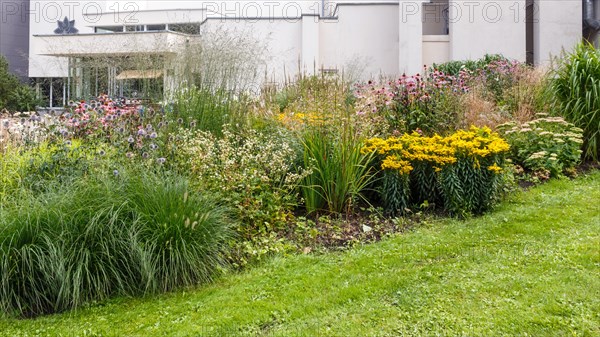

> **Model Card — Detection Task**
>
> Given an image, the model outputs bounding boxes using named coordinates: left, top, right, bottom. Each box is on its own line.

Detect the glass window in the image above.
left=147, top=24, right=166, bottom=31
left=168, top=23, right=200, bottom=35
left=125, top=25, right=145, bottom=32
left=95, top=26, right=124, bottom=33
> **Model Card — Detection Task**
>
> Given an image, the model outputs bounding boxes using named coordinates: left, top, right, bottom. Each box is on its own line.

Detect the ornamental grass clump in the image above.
left=272, top=75, right=353, bottom=131
left=0, top=172, right=232, bottom=318
left=300, top=127, right=376, bottom=214
left=363, top=126, right=510, bottom=216
left=548, top=42, right=600, bottom=161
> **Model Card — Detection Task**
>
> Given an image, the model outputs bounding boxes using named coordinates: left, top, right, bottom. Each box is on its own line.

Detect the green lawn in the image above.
left=1, top=172, right=599, bottom=337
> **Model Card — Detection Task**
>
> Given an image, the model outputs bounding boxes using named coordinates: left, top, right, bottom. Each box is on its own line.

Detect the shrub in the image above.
left=0, top=55, right=42, bottom=112
left=0, top=56, right=20, bottom=110
left=181, top=126, right=305, bottom=265
left=497, top=114, right=583, bottom=177
left=0, top=172, right=232, bottom=317
left=9, top=86, right=44, bottom=112
left=433, top=54, right=507, bottom=76
left=363, top=126, right=510, bottom=216
left=548, top=42, right=600, bottom=161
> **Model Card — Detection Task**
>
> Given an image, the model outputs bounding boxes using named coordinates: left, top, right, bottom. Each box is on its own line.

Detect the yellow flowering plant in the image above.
left=363, top=126, right=510, bottom=216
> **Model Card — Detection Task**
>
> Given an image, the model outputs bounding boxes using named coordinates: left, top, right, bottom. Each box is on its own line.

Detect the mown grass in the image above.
left=1, top=171, right=599, bottom=336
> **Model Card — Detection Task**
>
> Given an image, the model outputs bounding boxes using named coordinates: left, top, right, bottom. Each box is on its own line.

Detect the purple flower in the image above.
left=150, top=132, right=158, bottom=139
left=113, top=169, right=119, bottom=176
left=137, top=129, right=147, bottom=136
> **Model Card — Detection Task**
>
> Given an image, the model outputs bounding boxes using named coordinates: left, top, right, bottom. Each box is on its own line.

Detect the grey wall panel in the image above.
left=0, top=0, right=29, bottom=80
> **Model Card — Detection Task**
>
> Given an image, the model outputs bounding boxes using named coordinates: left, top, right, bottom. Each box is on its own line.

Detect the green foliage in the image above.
left=433, top=54, right=508, bottom=76
left=173, top=87, right=248, bottom=136
left=0, top=172, right=232, bottom=317
left=354, top=71, right=465, bottom=137
left=270, top=74, right=352, bottom=115
left=301, top=127, right=375, bottom=214
left=497, top=114, right=584, bottom=177
left=8, top=86, right=43, bottom=112
left=0, top=56, right=20, bottom=110
left=1, top=172, right=599, bottom=336
left=19, top=140, right=100, bottom=192
left=548, top=42, right=600, bottom=161
left=410, top=162, right=440, bottom=207
left=0, top=144, right=28, bottom=204
left=438, top=157, right=500, bottom=217
left=381, top=170, right=410, bottom=216
left=181, top=126, right=304, bottom=265
left=364, top=127, right=510, bottom=217
left=0, top=55, right=40, bottom=112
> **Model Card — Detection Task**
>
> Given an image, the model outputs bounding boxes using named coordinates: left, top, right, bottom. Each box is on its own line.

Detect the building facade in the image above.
left=2, top=1, right=596, bottom=106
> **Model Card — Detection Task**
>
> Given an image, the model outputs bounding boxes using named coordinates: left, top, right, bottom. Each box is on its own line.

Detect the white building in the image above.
left=14, top=1, right=598, bottom=106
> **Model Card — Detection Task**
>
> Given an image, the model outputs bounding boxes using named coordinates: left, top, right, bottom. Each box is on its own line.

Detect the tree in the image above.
left=0, top=55, right=20, bottom=110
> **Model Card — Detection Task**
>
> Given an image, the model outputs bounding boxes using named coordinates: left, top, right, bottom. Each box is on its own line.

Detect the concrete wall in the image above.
left=399, top=0, right=428, bottom=75
left=449, top=0, right=527, bottom=62
left=534, top=0, right=582, bottom=66
left=423, top=35, right=450, bottom=67
left=0, top=0, right=29, bottom=80
left=200, top=18, right=303, bottom=85
left=321, top=4, right=400, bottom=79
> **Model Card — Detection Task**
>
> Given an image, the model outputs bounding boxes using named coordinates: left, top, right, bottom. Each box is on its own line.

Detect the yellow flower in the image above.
left=487, top=163, right=503, bottom=174
left=381, top=155, right=413, bottom=175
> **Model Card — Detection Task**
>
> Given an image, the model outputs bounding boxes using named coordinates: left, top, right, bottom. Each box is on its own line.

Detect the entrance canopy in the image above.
left=116, top=70, right=163, bottom=80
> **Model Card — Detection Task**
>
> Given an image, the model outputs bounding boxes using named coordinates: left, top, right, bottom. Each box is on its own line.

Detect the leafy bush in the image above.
left=0, top=172, right=232, bottom=317
left=548, top=42, right=600, bottom=161
left=497, top=114, right=583, bottom=177
left=363, top=126, right=510, bottom=216
left=181, top=126, right=304, bottom=265
left=0, top=56, right=20, bottom=110
left=0, top=55, right=41, bottom=112
left=9, top=86, right=44, bottom=112
left=433, top=54, right=508, bottom=77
